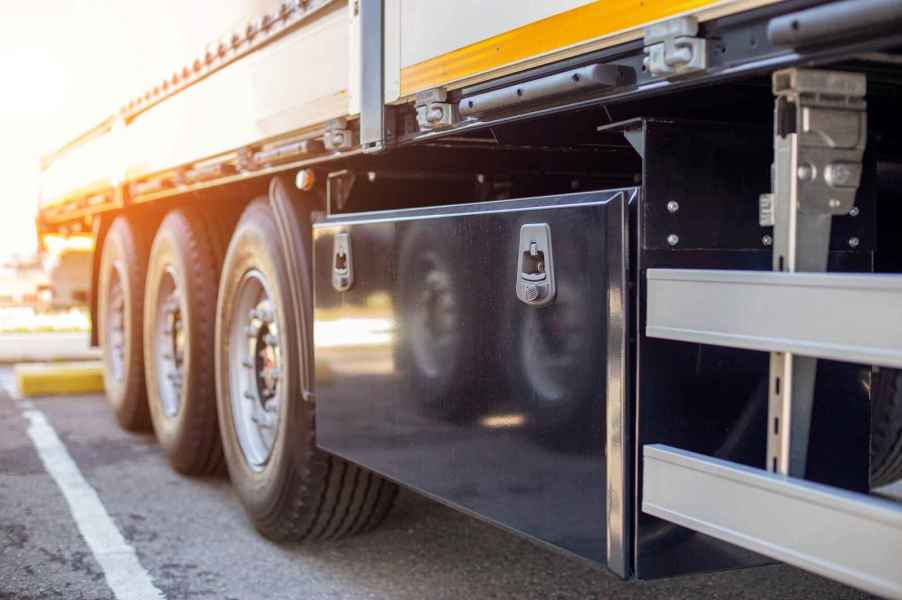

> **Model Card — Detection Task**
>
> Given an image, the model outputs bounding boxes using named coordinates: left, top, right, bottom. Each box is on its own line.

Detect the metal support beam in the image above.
left=762, top=68, right=867, bottom=476
left=643, top=444, right=902, bottom=599
left=646, top=269, right=902, bottom=369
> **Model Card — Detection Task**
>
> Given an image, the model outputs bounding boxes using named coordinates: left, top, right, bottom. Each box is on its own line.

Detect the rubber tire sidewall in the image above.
left=144, top=210, right=221, bottom=474
left=98, top=216, right=150, bottom=431
left=216, top=201, right=314, bottom=530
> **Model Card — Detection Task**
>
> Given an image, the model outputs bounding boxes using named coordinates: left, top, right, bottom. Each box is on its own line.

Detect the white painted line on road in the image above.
left=18, top=399, right=165, bottom=600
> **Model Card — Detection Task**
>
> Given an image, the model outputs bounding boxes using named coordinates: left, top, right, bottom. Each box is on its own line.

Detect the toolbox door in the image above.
left=313, top=188, right=632, bottom=568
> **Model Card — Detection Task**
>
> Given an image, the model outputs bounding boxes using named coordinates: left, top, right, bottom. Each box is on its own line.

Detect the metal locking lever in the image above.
left=515, top=224, right=556, bottom=306
left=332, top=232, right=353, bottom=292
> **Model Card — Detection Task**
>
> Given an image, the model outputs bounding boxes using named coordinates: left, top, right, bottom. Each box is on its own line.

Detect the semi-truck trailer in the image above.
left=36, top=0, right=902, bottom=595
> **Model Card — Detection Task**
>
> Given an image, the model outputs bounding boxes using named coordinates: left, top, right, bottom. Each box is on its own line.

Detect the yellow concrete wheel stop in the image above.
left=14, top=361, right=104, bottom=397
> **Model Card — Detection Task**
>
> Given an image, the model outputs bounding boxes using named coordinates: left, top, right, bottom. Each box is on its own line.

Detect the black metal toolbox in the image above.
left=314, top=189, right=631, bottom=569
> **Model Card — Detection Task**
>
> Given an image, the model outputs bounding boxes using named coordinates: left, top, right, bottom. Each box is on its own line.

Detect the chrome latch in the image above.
left=415, top=88, right=456, bottom=131
left=643, top=16, right=707, bottom=78
left=515, top=224, right=555, bottom=307
left=332, top=232, right=353, bottom=292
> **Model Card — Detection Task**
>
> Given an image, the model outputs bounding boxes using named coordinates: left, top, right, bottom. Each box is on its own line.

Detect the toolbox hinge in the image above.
left=415, top=87, right=456, bottom=131
left=642, top=16, right=707, bottom=78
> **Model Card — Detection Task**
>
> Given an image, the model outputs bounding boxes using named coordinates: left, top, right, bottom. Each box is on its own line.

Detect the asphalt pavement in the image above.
left=0, top=368, right=876, bottom=600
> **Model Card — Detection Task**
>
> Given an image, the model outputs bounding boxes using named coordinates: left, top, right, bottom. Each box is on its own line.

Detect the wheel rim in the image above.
left=228, top=269, right=282, bottom=471
left=104, top=263, right=127, bottom=383
left=153, top=266, right=185, bottom=417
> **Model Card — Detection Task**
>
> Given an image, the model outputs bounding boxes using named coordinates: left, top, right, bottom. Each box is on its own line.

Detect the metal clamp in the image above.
left=415, top=88, right=456, bottom=131
left=643, top=16, right=707, bottom=78
left=324, top=118, right=354, bottom=152
left=772, top=69, right=867, bottom=217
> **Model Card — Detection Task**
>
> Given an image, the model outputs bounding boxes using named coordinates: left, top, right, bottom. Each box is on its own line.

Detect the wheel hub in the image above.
left=154, top=268, right=186, bottom=417
left=229, top=271, right=282, bottom=470
left=106, top=267, right=126, bottom=383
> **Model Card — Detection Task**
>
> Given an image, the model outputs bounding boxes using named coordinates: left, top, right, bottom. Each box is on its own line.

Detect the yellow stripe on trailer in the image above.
left=399, top=0, right=777, bottom=97
left=14, top=361, right=105, bottom=397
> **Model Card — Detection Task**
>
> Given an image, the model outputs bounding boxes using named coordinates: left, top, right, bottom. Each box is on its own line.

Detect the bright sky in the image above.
left=0, top=1, right=266, bottom=258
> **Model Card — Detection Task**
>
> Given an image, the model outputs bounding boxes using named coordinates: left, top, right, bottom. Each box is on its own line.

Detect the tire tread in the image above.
left=220, top=198, right=396, bottom=543
left=872, top=369, right=902, bottom=486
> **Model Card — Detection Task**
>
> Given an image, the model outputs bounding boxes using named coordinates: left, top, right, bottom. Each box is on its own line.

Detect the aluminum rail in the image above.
left=646, top=269, right=902, bottom=369
left=643, top=444, right=902, bottom=599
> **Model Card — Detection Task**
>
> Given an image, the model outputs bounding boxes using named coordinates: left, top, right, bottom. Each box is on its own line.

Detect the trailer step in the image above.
left=643, top=444, right=902, bottom=599
left=646, top=269, right=902, bottom=368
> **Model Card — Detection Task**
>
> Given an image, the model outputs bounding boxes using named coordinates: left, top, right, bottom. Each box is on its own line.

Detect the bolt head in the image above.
left=797, top=163, right=816, bottom=181
left=667, top=234, right=679, bottom=247
left=848, top=237, right=860, bottom=248
left=827, top=162, right=853, bottom=186
left=666, top=200, right=680, bottom=214
left=762, top=235, right=773, bottom=247
left=849, top=206, right=860, bottom=217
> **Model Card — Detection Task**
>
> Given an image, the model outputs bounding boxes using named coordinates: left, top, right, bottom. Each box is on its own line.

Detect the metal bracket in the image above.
left=326, top=170, right=357, bottom=215
left=642, top=16, right=707, bottom=78
left=323, top=118, right=354, bottom=152
left=764, top=68, right=867, bottom=477
left=773, top=69, right=867, bottom=219
left=415, top=88, right=456, bottom=131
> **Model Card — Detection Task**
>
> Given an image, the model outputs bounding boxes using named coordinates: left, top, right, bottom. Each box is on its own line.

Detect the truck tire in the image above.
left=98, top=216, right=151, bottom=431
left=872, top=368, right=902, bottom=487
left=143, top=208, right=225, bottom=475
left=216, top=199, right=397, bottom=541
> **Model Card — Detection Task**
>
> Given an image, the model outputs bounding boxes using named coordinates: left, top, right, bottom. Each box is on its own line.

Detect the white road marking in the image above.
left=9, top=381, right=165, bottom=600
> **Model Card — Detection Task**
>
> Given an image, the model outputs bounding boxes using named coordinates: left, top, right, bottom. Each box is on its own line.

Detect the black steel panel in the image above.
left=314, top=190, right=632, bottom=565
left=641, top=120, right=875, bottom=252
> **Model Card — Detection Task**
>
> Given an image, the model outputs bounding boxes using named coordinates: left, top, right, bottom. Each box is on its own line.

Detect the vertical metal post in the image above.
left=764, top=69, right=867, bottom=476
left=359, top=0, right=386, bottom=152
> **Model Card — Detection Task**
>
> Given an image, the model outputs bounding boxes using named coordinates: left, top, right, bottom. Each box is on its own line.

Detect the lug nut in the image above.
left=849, top=206, right=860, bottom=217
left=666, top=201, right=679, bottom=214
left=667, top=234, right=679, bottom=247
left=848, top=237, right=860, bottom=248
left=762, top=235, right=773, bottom=247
